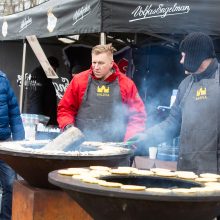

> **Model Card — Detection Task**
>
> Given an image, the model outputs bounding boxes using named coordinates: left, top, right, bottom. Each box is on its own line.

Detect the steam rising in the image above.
left=132, top=44, right=184, bottom=156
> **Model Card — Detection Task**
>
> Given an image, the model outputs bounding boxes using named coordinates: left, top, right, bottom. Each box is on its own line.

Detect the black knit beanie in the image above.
left=179, top=32, right=215, bottom=72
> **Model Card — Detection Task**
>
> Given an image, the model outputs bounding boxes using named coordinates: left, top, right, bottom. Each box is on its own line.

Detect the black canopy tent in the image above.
left=0, top=0, right=220, bottom=40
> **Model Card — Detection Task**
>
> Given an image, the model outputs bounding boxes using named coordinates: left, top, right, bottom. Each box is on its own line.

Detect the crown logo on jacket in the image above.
left=97, top=85, right=110, bottom=96
left=196, top=87, right=207, bottom=100
left=97, top=85, right=109, bottom=93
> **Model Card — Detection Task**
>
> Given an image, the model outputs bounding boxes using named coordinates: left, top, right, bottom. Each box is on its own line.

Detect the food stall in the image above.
left=1, top=0, right=220, bottom=219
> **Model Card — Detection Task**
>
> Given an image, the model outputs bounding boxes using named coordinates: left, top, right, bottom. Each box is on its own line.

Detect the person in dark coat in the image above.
left=0, top=70, right=25, bottom=220
left=26, top=56, right=59, bottom=126
left=129, top=32, right=220, bottom=175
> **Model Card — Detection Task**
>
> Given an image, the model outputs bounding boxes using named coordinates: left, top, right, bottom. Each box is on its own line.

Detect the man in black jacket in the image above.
left=129, top=32, right=220, bottom=175
left=26, top=56, right=59, bottom=126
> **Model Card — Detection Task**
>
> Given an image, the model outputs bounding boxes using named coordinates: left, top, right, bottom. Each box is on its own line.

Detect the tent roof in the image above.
left=1, top=0, right=220, bottom=41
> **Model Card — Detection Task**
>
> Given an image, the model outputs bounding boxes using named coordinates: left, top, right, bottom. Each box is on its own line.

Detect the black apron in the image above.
left=178, top=67, right=220, bottom=174
left=75, top=76, right=128, bottom=142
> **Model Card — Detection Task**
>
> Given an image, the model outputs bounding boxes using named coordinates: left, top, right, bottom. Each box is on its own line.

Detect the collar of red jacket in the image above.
left=89, top=62, right=120, bottom=82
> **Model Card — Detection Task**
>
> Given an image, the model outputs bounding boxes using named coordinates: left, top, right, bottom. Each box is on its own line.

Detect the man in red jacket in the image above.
left=57, top=44, right=146, bottom=142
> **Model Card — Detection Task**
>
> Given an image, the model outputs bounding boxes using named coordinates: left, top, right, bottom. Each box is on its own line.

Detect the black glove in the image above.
left=127, top=132, right=147, bottom=145
left=128, top=133, right=149, bottom=157
left=63, top=123, right=74, bottom=131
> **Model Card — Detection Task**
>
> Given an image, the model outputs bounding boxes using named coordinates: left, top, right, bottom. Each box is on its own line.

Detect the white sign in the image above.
left=129, top=3, right=190, bottom=22
left=52, top=77, right=69, bottom=99
left=72, top=4, right=91, bottom=26
left=19, top=16, right=32, bottom=33
left=17, top=73, right=69, bottom=100
left=26, top=35, right=58, bottom=79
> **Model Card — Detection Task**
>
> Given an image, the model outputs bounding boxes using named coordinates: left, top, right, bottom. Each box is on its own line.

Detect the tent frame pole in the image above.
left=19, top=40, right=27, bottom=113
left=100, top=32, right=106, bottom=45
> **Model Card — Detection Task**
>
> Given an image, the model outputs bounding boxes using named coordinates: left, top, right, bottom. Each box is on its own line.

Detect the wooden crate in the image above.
left=12, top=180, right=93, bottom=220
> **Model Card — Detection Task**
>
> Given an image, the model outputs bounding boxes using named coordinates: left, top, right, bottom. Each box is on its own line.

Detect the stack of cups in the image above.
left=21, top=114, right=37, bottom=141
left=149, top=146, right=158, bottom=159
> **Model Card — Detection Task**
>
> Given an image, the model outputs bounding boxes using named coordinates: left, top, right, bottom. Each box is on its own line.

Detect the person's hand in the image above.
left=127, top=132, right=147, bottom=145
left=128, top=133, right=149, bottom=157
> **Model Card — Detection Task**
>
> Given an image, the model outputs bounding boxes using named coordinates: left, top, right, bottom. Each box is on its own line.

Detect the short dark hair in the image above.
left=48, top=56, right=59, bottom=68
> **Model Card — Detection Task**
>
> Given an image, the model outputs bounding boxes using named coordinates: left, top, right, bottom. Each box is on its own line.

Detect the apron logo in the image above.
left=196, top=87, right=207, bottom=100
left=97, top=85, right=110, bottom=96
